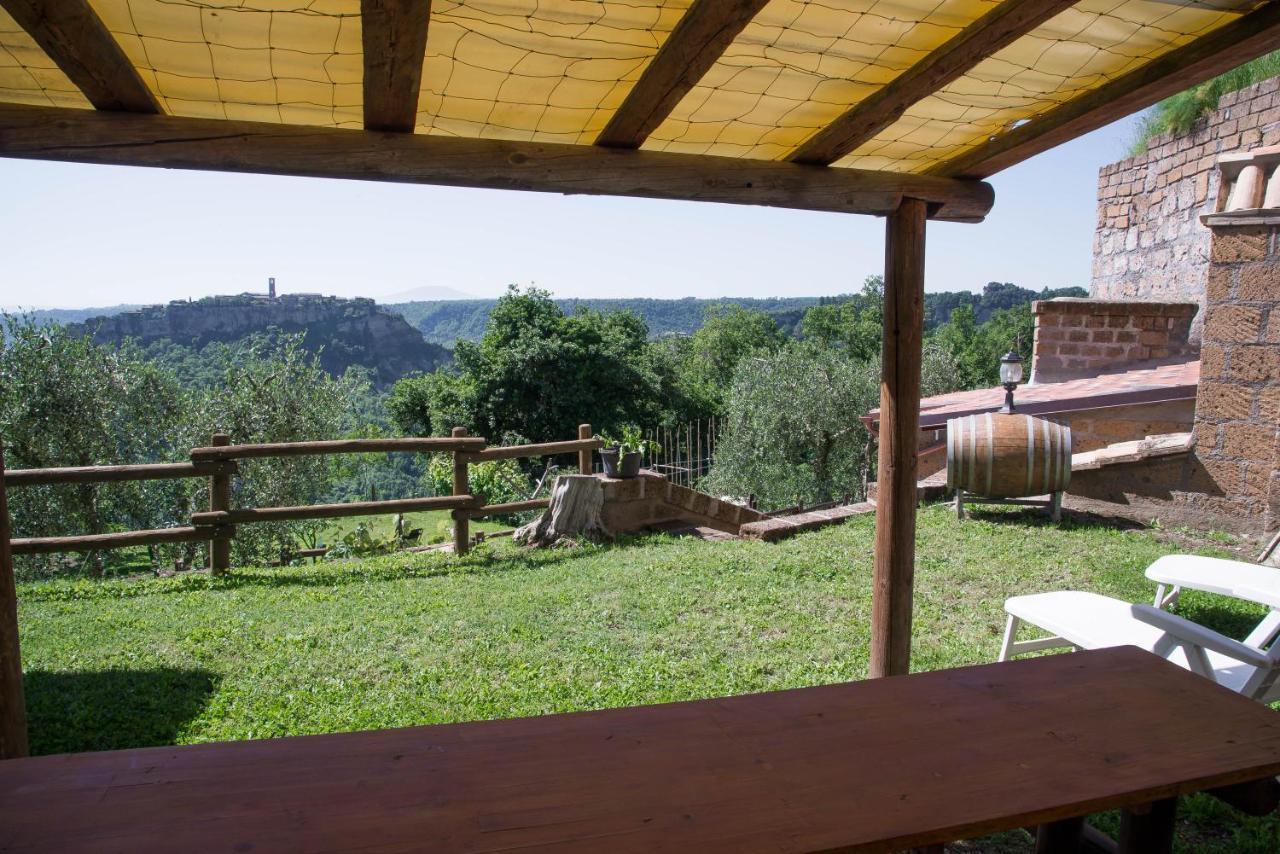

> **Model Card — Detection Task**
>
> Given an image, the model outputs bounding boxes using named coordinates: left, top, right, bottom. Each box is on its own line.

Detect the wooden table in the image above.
left=3, top=647, right=1280, bottom=853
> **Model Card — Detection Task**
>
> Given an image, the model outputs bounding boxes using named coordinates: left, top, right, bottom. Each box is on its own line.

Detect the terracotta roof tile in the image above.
left=865, top=360, right=1199, bottom=430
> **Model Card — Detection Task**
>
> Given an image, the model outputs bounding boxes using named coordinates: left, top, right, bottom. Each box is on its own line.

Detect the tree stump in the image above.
left=514, top=475, right=607, bottom=548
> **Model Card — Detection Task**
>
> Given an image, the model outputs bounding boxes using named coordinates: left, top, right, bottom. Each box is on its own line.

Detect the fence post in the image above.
left=0, top=442, right=29, bottom=759
left=209, top=433, right=232, bottom=575
left=451, top=427, right=470, bottom=556
left=578, top=424, right=592, bottom=475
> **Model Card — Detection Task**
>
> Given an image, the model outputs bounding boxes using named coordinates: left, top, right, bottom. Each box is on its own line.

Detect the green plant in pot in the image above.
left=597, top=426, right=660, bottom=479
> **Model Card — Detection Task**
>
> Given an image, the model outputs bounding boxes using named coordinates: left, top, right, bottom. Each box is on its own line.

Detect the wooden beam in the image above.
left=361, top=0, right=432, bottom=133
left=0, top=103, right=996, bottom=221
left=789, top=0, right=1073, bottom=165
left=10, top=526, right=211, bottom=556
left=594, top=0, right=769, bottom=149
left=870, top=197, right=927, bottom=679
left=0, top=0, right=158, bottom=113
left=0, top=442, right=28, bottom=759
left=932, top=3, right=1280, bottom=179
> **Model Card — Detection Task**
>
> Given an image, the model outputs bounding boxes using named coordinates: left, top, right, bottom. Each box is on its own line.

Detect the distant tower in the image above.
left=268, top=277, right=276, bottom=299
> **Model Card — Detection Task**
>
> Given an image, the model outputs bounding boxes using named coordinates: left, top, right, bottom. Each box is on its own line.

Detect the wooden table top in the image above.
left=3, top=646, right=1280, bottom=853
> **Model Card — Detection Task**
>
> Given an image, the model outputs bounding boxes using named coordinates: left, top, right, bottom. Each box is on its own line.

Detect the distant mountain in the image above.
left=379, top=285, right=479, bottom=302
left=9, top=305, right=142, bottom=326
left=68, top=294, right=451, bottom=388
left=391, top=286, right=1089, bottom=347
left=391, top=296, right=829, bottom=346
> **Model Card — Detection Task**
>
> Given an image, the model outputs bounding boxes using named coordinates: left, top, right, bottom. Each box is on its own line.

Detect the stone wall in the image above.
left=1030, top=299, right=1197, bottom=382
left=1092, top=76, right=1280, bottom=341
left=1192, top=219, right=1280, bottom=532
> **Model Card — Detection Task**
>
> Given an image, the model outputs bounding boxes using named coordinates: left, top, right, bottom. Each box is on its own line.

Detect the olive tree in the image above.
left=0, top=315, right=183, bottom=576
left=702, top=345, right=881, bottom=510
left=180, top=336, right=370, bottom=566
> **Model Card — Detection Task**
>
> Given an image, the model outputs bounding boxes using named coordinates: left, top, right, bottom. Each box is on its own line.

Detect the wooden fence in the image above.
left=0, top=425, right=602, bottom=570
left=644, top=418, right=718, bottom=488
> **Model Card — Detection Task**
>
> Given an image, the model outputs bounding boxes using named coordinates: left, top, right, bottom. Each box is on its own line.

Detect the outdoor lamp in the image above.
left=999, top=349, right=1023, bottom=414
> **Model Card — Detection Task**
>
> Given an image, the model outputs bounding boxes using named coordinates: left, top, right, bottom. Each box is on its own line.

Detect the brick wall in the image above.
left=1030, top=299, right=1197, bottom=383
left=1092, top=76, right=1280, bottom=341
left=1193, top=221, right=1280, bottom=532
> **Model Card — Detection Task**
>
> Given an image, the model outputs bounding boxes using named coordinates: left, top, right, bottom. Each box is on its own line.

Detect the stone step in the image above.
left=739, top=502, right=876, bottom=542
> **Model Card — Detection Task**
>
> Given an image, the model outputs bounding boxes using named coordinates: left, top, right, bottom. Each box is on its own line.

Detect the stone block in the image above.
left=1199, top=343, right=1225, bottom=379
left=1139, top=330, right=1169, bottom=346
left=1206, top=265, right=1234, bottom=301
left=1197, top=381, right=1253, bottom=420
left=1068, top=329, right=1089, bottom=342
left=1193, top=422, right=1220, bottom=452
left=1204, top=305, right=1263, bottom=344
left=1258, top=384, right=1280, bottom=422
left=1237, top=262, right=1278, bottom=301
left=1227, top=345, right=1279, bottom=383
left=1244, top=462, right=1274, bottom=499
left=1267, top=312, right=1280, bottom=345
left=1210, top=228, right=1270, bottom=263
left=1223, top=423, right=1277, bottom=461
left=1194, top=458, right=1243, bottom=495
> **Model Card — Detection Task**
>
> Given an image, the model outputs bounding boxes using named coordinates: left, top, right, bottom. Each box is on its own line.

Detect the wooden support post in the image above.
left=0, top=442, right=29, bottom=759
left=452, top=427, right=470, bottom=556
left=208, top=433, right=232, bottom=575
left=1035, top=816, right=1085, bottom=853
left=578, top=424, right=593, bottom=475
left=870, top=197, right=927, bottom=679
left=1118, top=798, right=1176, bottom=854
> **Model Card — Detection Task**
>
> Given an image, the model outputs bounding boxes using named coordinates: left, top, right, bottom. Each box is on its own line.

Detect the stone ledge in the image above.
left=739, top=503, right=875, bottom=542
left=1070, top=432, right=1194, bottom=472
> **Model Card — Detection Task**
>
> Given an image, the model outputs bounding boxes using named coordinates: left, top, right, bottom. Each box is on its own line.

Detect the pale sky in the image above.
left=0, top=114, right=1141, bottom=310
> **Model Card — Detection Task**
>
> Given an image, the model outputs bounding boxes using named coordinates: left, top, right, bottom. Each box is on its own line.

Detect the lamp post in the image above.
left=998, top=349, right=1023, bottom=414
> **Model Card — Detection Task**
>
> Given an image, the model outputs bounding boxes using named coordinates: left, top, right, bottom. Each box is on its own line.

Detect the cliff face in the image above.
left=71, top=295, right=450, bottom=387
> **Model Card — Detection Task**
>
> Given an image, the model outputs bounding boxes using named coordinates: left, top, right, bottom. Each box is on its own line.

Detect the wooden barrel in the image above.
left=946, top=413, right=1071, bottom=498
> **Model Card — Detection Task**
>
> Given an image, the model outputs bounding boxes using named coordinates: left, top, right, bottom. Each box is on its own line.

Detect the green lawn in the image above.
left=15, top=505, right=1279, bottom=852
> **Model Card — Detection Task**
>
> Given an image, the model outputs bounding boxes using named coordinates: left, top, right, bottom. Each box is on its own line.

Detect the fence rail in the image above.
left=0, top=424, right=600, bottom=570
left=3, top=461, right=237, bottom=487
left=190, top=437, right=485, bottom=461
left=9, top=526, right=211, bottom=556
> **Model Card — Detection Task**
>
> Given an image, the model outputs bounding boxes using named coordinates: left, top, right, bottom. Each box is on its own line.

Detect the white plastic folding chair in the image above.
left=1145, top=555, right=1280, bottom=651
left=1000, top=567, right=1280, bottom=702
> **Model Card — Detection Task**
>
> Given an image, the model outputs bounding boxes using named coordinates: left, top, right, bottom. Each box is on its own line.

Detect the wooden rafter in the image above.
left=594, top=0, right=769, bottom=149
left=789, top=0, right=1074, bottom=166
left=0, top=104, right=996, bottom=221
left=932, top=2, right=1280, bottom=179
left=0, top=0, right=157, bottom=113
left=361, top=0, right=432, bottom=133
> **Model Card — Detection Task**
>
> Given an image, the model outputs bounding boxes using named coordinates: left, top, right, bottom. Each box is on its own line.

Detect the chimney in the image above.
left=1196, top=148, right=1280, bottom=533
left=268, top=277, right=276, bottom=299
left=1030, top=298, right=1198, bottom=384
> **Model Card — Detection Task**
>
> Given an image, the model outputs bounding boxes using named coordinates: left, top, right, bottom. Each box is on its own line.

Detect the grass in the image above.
left=320, top=509, right=517, bottom=547
left=15, top=504, right=1279, bottom=852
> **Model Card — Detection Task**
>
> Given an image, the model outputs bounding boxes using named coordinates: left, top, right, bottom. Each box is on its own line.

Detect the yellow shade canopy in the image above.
left=0, top=0, right=1252, bottom=175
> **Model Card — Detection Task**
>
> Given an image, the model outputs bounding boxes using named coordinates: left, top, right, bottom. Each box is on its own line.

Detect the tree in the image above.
left=0, top=315, right=183, bottom=575
left=800, top=276, right=883, bottom=360
left=929, top=303, right=1034, bottom=390
left=702, top=345, right=881, bottom=509
left=390, top=286, right=664, bottom=444
left=178, top=336, right=370, bottom=565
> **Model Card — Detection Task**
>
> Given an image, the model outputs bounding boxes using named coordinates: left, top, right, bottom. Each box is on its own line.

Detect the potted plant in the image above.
left=597, top=426, right=660, bottom=479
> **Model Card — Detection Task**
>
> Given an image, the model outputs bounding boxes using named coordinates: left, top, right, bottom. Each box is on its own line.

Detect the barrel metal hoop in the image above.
left=1062, top=423, right=1073, bottom=488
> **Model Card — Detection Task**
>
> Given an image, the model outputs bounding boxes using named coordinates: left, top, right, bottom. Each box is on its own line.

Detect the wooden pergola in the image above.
left=2, top=0, right=1279, bottom=761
